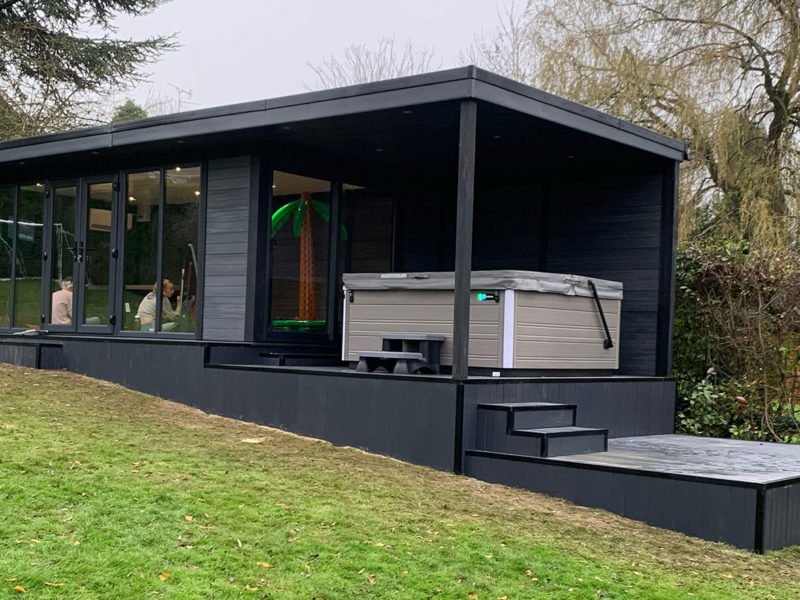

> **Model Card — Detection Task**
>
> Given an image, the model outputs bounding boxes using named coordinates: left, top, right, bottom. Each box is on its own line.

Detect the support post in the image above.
left=655, top=161, right=679, bottom=376
left=453, top=99, right=477, bottom=381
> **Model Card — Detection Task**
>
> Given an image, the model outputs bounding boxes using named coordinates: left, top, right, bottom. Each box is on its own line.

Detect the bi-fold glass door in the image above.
left=45, top=176, right=118, bottom=332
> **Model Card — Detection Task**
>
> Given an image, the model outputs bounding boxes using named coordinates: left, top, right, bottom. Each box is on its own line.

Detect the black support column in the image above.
left=452, top=99, right=477, bottom=381
left=655, top=160, right=679, bottom=377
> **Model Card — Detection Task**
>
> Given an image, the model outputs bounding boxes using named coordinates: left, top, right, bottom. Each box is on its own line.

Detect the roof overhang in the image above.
left=0, top=66, right=687, bottom=169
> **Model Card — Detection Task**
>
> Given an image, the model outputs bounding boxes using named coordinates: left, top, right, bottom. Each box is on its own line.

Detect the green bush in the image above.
left=673, top=239, right=800, bottom=442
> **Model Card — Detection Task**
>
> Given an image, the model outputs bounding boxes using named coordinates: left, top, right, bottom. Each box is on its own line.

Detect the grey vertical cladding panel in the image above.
left=203, top=156, right=251, bottom=341
left=546, top=173, right=663, bottom=376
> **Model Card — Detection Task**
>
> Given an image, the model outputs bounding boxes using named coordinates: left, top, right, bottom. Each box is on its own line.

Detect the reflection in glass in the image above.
left=83, top=182, right=113, bottom=325
left=123, top=171, right=161, bottom=331
left=161, top=166, right=200, bottom=332
left=0, top=187, right=13, bottom=328
left=49, top=186, right=76, bottom=325
left=269, top=171, right=330, bottom=333
left=13, top=184, right=44, bottom=328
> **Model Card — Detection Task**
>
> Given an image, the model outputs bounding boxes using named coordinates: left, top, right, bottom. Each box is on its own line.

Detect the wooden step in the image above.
left=513, top=426, right=608, bottom=457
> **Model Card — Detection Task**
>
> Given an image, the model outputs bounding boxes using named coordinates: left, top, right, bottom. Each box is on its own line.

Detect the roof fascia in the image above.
left=472, top=68, right=687, bottom=161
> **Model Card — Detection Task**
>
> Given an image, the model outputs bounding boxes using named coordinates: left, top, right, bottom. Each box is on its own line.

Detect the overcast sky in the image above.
left=110, top=0, right=507, bottom=112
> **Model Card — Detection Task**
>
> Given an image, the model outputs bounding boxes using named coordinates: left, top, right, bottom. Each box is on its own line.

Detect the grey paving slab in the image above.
left=555, top=434, right=800, bottom=484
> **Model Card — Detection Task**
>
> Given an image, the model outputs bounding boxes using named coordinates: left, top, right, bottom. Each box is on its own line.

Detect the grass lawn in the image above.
left=0, top=365, right=798, bottom=599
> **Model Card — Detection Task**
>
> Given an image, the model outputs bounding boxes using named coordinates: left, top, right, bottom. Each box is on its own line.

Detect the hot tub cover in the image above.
left=342, top=270, right=623, bottom=300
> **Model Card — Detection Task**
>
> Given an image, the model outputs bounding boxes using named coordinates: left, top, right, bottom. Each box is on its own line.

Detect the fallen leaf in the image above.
left=184, top=515, right=193, bottom=522
left=158, top=573, right=170, bottom=581
left=524, top=570, right=532, bottom=576
left=13, top=586, right=25, bottom=593
left=237, top=539, right=242, bottom=548
left=44, top=583, right=64, bottom=587
left=498, top=596, right=508, bottom=600
left=244, top=585, right=259, bottom=591
left=469, top=594, right=478, bottom=599
left=73, top=541, right=80, bottom=546
left=256, top=562, right=272, bottom=568
left=286, top=537, right=297, bottom=543
left=6, top=579, right=17, bottom=582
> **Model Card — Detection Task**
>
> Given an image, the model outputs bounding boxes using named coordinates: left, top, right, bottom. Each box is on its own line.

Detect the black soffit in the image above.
left=0, top=66, right=688, bottom=169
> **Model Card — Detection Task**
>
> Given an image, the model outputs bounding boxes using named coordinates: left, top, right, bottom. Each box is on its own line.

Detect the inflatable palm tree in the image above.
left=271, top=191, right=346, bottom=322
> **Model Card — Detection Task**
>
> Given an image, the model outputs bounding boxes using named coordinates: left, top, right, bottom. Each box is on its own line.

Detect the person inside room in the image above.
left=50, top=276, right=73, bottom=325
left=136, top=278, right=181, bottom=331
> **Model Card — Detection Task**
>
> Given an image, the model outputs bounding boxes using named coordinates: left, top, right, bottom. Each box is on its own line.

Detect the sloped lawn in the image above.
left=0, top=364, right=798, bottom=599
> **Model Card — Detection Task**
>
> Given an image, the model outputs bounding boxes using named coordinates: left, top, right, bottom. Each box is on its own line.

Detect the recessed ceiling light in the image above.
left=18, top=161, right=24, bottom=165
left=493, top=135, right=502, bottom=139
left=402, top=109, right=413, bottom=114
left=375, top=148, right=384, bottom=152
left=282, top=126, right=292, bottom=131
left=176, top=140, right=185, bottom=144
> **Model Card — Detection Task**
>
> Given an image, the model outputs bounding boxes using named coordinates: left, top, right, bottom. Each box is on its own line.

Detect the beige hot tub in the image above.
left=342, top=270, right=622, bottom=370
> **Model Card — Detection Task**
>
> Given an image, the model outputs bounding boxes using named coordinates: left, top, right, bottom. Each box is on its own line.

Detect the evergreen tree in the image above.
left=0, top=0, right=173, bottom=140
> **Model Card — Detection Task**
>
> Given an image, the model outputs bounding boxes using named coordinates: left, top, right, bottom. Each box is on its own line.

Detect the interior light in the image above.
left=194, top=190, right=200, bottom=197
left=128, top=196, right=136, bottom=203
left=35, top=183, right=43, bottom=187
left=175, top=165, right=182, bottom=172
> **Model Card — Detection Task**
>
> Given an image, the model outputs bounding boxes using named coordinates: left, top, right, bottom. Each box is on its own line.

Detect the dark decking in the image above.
left=558, top=434, right=800, bottom=484
left=465, top=434, right=800, bottom=551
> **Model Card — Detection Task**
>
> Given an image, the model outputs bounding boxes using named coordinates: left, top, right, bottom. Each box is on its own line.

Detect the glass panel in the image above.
left=0, top=187, right=13, bottom=328
left=161, top=166, right=200, bottom=332
left=123, top=171, right=161, bottom=332
left=341, top=184, right=394, bottom=273
left=269, top=171, right=331, bottom=333
left=13, top=184, right=44, bottom=329
left=49, top=186, right=77, bottom=326
left=82, top=182, right=113, bottom=326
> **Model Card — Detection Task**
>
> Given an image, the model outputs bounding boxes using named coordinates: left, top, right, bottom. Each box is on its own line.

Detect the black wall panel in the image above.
left=58, top=339, right=459, bottom=471
left=545, top=173, right=664, bottom=376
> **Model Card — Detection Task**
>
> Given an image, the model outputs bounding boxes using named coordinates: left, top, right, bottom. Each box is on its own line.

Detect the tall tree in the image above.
left=0, top=0, right=173, bottom=140
left=469, top=0, right=800, bottom=245
left=111, top=98, right=147, bottom=122
left=306, top=38, right=438, bottom=90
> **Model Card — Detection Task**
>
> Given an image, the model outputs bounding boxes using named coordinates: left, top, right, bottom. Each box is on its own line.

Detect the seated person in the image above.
left=136, top=279, right=181, bottom=331
left=51, top=276, right=73, bottom=325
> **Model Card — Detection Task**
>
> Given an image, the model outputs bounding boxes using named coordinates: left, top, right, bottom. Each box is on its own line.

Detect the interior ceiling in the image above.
left=0, top=99, right=659, bottom=185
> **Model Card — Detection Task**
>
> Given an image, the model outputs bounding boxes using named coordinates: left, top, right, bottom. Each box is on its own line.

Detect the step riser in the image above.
left=544, top=433, right=607, bottom=457
left=512, top=407, right=575, bottom=429
left=475, top=410, right=543, bottom=455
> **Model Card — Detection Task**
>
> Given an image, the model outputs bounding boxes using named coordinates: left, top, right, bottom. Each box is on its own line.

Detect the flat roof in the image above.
left=0, top=66, right=687, bottom=165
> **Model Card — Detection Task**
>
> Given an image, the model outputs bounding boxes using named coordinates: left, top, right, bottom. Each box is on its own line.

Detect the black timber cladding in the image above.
left=51, top=338, right=459, bottom=471
left=545, top=173, right=663, bottom=376
left=202, top=157, right=251, bottom=341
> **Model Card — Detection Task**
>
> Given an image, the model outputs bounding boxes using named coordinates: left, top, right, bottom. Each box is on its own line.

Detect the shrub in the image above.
left=673, top=239, right=800, bottom=442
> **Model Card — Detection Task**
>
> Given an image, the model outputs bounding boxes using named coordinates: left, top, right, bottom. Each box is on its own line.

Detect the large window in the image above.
left=0, top=184, right=45, bottom=329
left=48, top=185, right=77, bottom=326
left=269, top=171, right=331, bottom=333
left=123, top=166, right=200, bottom=334
left=0, top=186, right=13, bottom=327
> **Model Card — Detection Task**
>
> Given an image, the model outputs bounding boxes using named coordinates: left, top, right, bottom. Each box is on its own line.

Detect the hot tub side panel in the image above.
left=343, top=289, right=503, bottom=367
left=513, top=292, right=620, bottom=369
